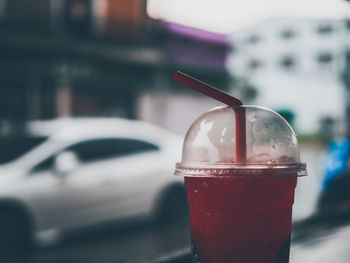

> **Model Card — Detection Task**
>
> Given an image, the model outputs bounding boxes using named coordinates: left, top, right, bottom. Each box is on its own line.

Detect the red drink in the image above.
left=185, top=176, right=297, bottom=263
left=173, top=72, right=306, bottom=262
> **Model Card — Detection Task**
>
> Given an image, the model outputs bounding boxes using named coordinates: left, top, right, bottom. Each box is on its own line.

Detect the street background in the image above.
left=1, top=0, right=350, bottom=262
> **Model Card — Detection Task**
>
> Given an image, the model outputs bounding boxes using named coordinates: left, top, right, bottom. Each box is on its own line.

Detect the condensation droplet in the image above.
left=267, top=160, right=277, bottom=165
left=205, top=212, right=211, bottom=216
left=248, top=114, right=258, bottom=122
left=194, top=189, right=199, bottom=194
left=201, top=182, right=209, bottom=189
left=271, top=144, right=276, bottom=151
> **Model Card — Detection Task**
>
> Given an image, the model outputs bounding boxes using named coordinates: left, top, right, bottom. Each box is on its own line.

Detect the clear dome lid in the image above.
left=175, top=106, right=307, bottom=178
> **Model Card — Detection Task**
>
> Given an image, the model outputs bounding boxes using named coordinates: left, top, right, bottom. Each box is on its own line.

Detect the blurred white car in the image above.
left=0, top=118, right=185, bottom=255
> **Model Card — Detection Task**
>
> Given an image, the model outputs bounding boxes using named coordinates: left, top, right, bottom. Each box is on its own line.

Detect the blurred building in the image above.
left=0, top=0, right=232, bottom=134
left=138, top=22, right=232, bottom=134
left=228, top=18, right=346, bottom=134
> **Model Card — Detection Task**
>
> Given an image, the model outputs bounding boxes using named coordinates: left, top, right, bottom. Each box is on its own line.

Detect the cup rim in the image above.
left=174, top=162, right=307, bottom=178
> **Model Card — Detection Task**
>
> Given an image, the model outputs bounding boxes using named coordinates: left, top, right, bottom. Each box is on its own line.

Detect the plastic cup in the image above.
left=175, top=106, right=307, bottom=263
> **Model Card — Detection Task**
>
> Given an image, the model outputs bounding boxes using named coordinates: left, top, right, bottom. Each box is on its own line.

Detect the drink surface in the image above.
left=185, top=176, right=297, bottom=263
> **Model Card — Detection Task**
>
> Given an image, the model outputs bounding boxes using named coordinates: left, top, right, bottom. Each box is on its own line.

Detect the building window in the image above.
left=280, top=56, right=296, bottom=70
left=317, top=24, right=333, bottom=35
left=280, top=28, right=296, bottom=40
left=317, top=52, right=333, bottom=70
left=0, top=0, right=6, bottom=19
left=246, top=34, right=261, bottom=44
left=317, top=52, right=333, bottom=64
left=64, top=0, right=92, bottom=36
left=346, top=20, right=350, bottom=31
left=247, top=59, right=263, bottom=70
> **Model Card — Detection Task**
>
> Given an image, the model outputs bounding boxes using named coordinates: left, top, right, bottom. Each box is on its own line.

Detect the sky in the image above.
left=147, top=0, right=350, bottom=34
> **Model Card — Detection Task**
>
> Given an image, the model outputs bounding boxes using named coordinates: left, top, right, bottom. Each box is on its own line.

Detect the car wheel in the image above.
left=156, top=185, right=188, bottom=224
left=0, top=210, right=32, bottom=259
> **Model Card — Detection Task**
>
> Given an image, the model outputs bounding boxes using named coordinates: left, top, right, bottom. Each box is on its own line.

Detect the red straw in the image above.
left=235, top=108, right=246, bottom=163
left=173, top=71, right=243, bottom=106
left=173, top=71, right=246, bottom=163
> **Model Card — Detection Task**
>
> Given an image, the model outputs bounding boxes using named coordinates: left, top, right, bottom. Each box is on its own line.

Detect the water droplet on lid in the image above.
left=194, top=189, right=199, bottom=194
left=267, top=160, right=277, bottom=165
left=271, top=144, right=275, bottom=151
left=205, top=212, right=211, bottom=216
left=248, top=114, right=258, bottom=122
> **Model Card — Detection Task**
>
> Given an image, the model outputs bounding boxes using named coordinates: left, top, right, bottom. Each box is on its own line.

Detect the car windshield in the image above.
left=0, top=136, right=48, bottom=165
left=5, top=137, right=68, bottom=170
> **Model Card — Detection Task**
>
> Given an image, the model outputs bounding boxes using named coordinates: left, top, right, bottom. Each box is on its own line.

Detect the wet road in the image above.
left=8, top=144, right=338, bottom=263
left=291, top=223, right=350, bottom=263
left=10, top=220, right=191, bottom=263
left=293, top=144, right=326, bottom=220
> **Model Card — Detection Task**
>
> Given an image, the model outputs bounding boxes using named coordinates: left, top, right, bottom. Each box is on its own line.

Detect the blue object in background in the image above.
left=322, top=140, right=350, bottom=192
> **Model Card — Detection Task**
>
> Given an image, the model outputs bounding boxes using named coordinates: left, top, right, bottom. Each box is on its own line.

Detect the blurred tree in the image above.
left=277, top=109, right=295, bottom=127
left=319, top=116, right=336, bottom=143
left=230, top=77, right=257, bottom=103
